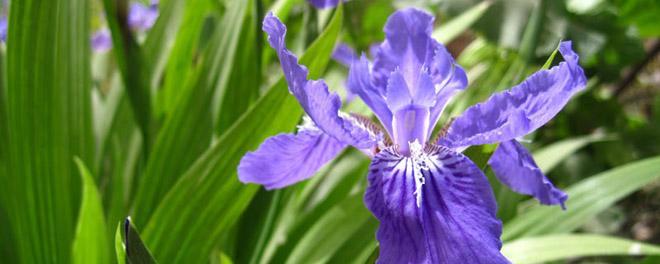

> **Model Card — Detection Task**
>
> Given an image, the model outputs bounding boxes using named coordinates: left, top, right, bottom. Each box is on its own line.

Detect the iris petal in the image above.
left=439, top=41, right=587, bottom=148
left=365, top=146, right=509, bottom=264
left=307, top=0, right=342, bottom=9
left=332, top=43, right=358, bottom=67
left=263, top=13, right=377, bottom=149
left=370, top=8, right=467, bottom=136
left=238, top=129, right=346, bottom=190
left=488, top=140, right=568, bottom=208
left=347, top=55, right=393, bottom=134
left=372, top=8, right=435, bottom=91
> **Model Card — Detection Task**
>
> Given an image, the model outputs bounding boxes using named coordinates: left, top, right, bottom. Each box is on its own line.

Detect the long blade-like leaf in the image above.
left=503, top=155, right=660, bottom=240
left=115, top=218, right=158, bottom=264
left=132, top=0, right=250, bottom=227
left=432, top=1, right=492, bottom=43
left=3, top=0, right=93, bottom=262
left=533, top=133, right=612, bottom=173
left=72, top=158, right=111, bottom=264
left=141, top=6, right=344, bottom=263
left=502, top=234, right=660, bottom=264
left=102, top=0, right=151, bottom=144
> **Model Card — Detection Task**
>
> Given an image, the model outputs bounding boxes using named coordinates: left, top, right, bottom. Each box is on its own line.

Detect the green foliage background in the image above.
left=0, top=0, right=659, bottom=263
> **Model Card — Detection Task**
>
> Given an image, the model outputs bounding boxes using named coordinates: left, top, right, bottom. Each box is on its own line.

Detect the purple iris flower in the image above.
left=91, top=29, right=112, bottom=52
left=128, top=0, right=159, bottom=31
left=308, top=0, right=344, bottom=9
left=239, top=8, right=586, bottom=264
left=91, top=1, right=160, bottom=52
left=0, top=16, right=6, bottom=42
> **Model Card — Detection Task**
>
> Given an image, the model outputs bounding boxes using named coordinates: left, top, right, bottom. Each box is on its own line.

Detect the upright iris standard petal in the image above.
left=386, top=70, right=434, bottom=154
left=365, top=146, right=509, bottom=264
left=427, top=45, right=468, bottom=134
left=238, top=128, right=346, bottom=190
left=263, top=13, right=377, bottom=149
left=347, top=55, right=393, bottom=134
left=439, top=41, right=587, bottom=148
left=367, top=8, right=467, bottom=147
left=372, top=8, right=435, bottom=90
left=488, top=140, right=568, bottom=208
left=308, top=0, right=343, bottom=9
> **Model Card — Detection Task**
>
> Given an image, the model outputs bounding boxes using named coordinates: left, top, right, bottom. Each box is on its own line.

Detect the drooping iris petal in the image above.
left=263, top=13, right=377, bottom=149
left=238, top=128, right=346, bottom=190
left=307, top=0, right=343, bottom=9
left=91, top=29, right=113, bottom=52
left=365, top=146, right=509, bottom=264
left=128, top=2, right=159, bottom=31
left=347, top=55, right=393, bottom=134
left=439, top=41, right=587, bottom=148
left=488, top=140, right=568, bottom=208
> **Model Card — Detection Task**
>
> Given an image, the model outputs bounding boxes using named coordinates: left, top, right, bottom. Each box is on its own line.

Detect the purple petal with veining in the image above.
left=263, top=12, right=377, bottom=149
left=439, top=41, right=587, bottom=148
left=238, top=129, right=346, bottom=190
left=365, top=146, right=510, bottom=264
left=488, top=140, right=568, bottom=208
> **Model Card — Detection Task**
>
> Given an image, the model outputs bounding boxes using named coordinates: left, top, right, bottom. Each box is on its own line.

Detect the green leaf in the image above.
left=502, top=234, right=660, bottom=264
left=3, top=0, right=94, bottom=262
left=518, top=0, right=546, bottom=62
left=159, top=0, right=210, bottom=114
left=132, top=0, right=251, bottom=226
left=143, top=0, right=186, bottom=90
left=532, top=133, right=612, bottom=173
left=115, top=223, right=126, bottom=264
left=541, top=45, right=559, bottom=70
left=432, top=1, right=492, bottom=43
left=215, top=0, right=262, bottom=133
left=285, top=194, right=372, bottom=264
left=503, top=155, right=660, bottom=240
left=102, top=0, right=152, bottom=144
left=234, top=190, right=282, bottom=264
left=122, top=218, right=158, bottom=264
left=72, top=158, right=111, bottom=264
left=141, top=5, right=344, bottom=263
left=267, top=150, right=370, bottom=263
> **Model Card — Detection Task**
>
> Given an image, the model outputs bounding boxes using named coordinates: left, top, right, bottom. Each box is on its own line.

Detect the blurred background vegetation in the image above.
left=0, top=0, right=659, bottom=263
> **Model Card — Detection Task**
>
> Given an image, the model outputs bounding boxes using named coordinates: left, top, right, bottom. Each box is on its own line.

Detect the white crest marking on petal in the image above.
left=409, top=140, right=430, bottom=207
left=297, top=115, right=320, bottom=132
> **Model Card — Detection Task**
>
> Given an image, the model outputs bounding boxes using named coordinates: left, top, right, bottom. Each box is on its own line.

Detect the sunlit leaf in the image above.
left=502, top=234, right=660, bottom=264
left=72, top=158, right=111, bottom=264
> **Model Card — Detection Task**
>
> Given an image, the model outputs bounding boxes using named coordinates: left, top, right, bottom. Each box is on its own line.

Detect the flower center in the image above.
left=392, top=105, right=430, bottom=156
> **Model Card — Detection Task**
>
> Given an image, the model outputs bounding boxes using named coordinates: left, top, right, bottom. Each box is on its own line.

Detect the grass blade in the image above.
left=102, top=0, right=151, bottom=144
left=141, top=6, right=344, bottom=263
left=122, top=218, right=158, bottom=264
left=159, top=0, right=210, bottom=114
left=503, top=155, right=660, bottom=240
left=132, top=0, right=251, bottom=227
left=432, top=1, right=492, bottom=43
left=533, top=133, right=613, bottom=173
left=502, top=234, right=660, bottom=264
left=143, top=0, right=186, bottom=90
left=3, top=0, right=93, bottom=262
left=72, top=158, right=111, bottom=264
